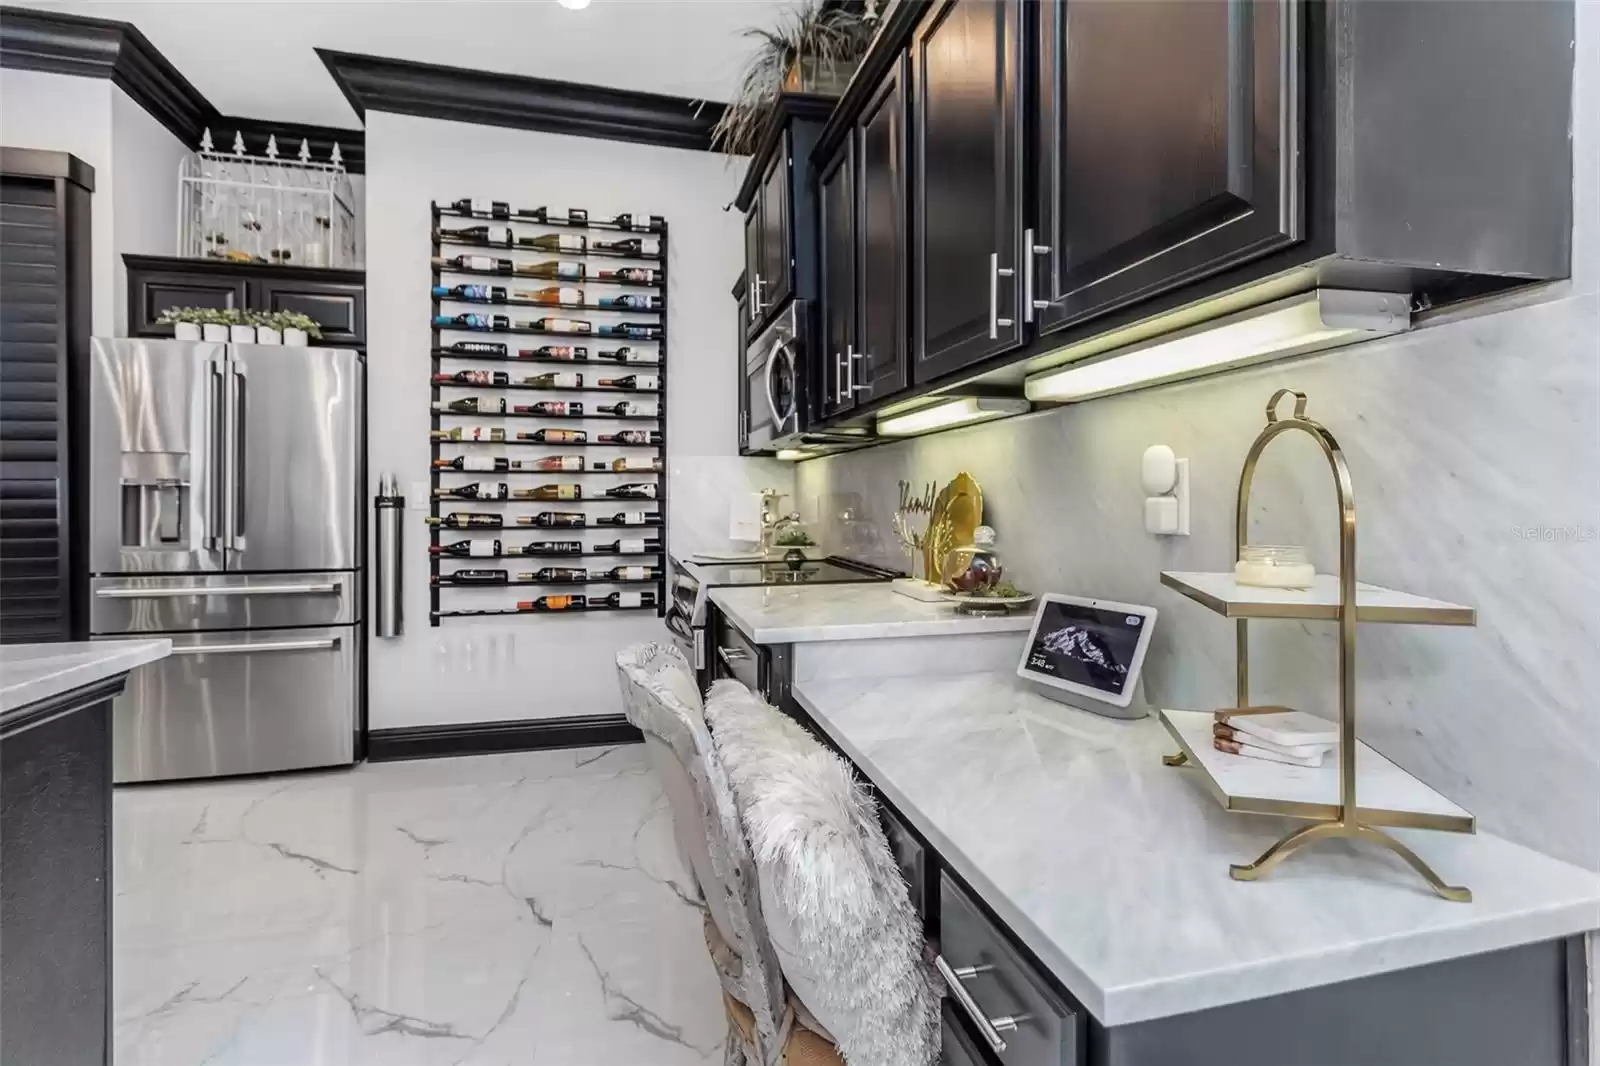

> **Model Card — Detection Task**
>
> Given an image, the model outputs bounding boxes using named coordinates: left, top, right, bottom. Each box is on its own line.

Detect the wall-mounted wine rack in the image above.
left=429, top=199, right=668, bottom=625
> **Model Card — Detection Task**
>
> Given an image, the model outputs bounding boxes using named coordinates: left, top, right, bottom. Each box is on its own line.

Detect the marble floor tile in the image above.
left=113, top=745, right=726, bottom=1066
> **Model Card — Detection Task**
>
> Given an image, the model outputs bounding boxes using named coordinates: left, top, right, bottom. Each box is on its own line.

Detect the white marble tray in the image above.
left=1160, top=709, right=1475, bottom=832
left=1160, top=571, right=1476, bottom=625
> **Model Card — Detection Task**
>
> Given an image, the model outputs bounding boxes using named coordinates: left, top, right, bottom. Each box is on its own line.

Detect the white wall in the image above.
left=110, top=86, right=187, bottom=329
left=0, top=68, right=115, bottom=335
left=365, top=111, right=790, bottom=730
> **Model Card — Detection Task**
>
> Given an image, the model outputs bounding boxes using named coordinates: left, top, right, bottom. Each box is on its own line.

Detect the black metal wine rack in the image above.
left=429, top=200, right=668, bottom=624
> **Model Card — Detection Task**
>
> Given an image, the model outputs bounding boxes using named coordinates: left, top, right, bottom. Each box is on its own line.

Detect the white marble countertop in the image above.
left=793, top=672, right=1600, bottom=1026
left=0, top=640, right=171, bottom=717
left=708, top=583, right=1036, bottom=644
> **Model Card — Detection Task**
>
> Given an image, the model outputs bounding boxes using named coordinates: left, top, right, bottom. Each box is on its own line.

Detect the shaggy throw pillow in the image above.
left=704, top=681, right=941, bottom=1066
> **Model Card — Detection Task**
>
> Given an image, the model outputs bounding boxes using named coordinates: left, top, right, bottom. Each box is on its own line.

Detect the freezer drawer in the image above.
left=91, top=572, right=360, bottom=634
left=108, top=625, right=358, bottom=782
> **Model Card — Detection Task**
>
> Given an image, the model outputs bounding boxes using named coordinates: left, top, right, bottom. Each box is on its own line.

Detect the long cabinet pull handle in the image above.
left=936, top=955, right=1030, bottom=1054
left=1023, top=228, right=1054, bottom=321
left=170, top=637, right=340, bottom=656
left=990, top=253, right=1016, bottom=339
left=848, top=346, right=868, bottom=394
left=208, top=360, right=225, bottom=550
left=96, top=582, right=341, bottom=599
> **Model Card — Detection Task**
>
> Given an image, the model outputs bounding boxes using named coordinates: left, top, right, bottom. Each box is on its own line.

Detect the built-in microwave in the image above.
left=742, top=299, right=808, bottom=453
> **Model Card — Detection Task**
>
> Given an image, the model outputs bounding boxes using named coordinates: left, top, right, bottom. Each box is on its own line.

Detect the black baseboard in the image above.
left=366, top=714, right=641, bottom=763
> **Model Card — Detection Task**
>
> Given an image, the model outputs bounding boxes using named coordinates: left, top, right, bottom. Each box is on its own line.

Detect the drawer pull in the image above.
left=171, top=637, right=340, bottom=656
left=717, top=646, right=751, bottom=663
left=936, top=955, right=1032, bottom=1055
left=97, top=582, right=340, bottom=598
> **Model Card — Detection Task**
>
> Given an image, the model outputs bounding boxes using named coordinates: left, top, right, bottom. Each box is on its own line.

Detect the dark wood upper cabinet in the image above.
left=759, top=142, right=793, bottom=314
left=856, top=56, right=909, bottom=402
left=733, top=275, right=752, bottom=452
left=124, top=255, right=366, bottom=345
left=911, top=0, right=1024, bottom=385
left=817, top=139, right=857, bottom=419
left=1032, top=0, right=1302, bottom=337
left=248, top=276, right=365, bottom=345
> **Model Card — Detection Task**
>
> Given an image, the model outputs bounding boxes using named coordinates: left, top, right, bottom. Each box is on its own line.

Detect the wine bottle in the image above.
left=518, top=540, right=583, bottom=555
left=522, top=566, right=587, bottom=582
left=517, top=428, right=587, bottom=444
left=516, top=206, right=587, bottom=224
left=434, top=482, right=508, bottom=500
left=597, top=374, right=659, bottom=391
left=598, top=511, right=660, bottom=526
left=426, top=512, right=503, bottom=529
left=434, top=456, right=509, bottom=472
left=595, top=323, right=661, bottom=340
left=605, top=483, right=657, bottom=500
left=600, top=590, right=657, bottom=609
left=527, top=455, right=584, bottom=472
left=608, top=456, right=662, bottom=472
left=437, top=568, right=509, bottom=585
left=610, top=212, right=663, bottom=233
left=604, top=564, right=657, bottom=581
left=434, top=313, right=509, bottom=331
left=514, top=400, right=583, bottom=416
left=596, top=347, right=658, bottom=365
left=598, top=429, right=661, bottom=445
left=596, top=400, right=658, bottom=418
left=432, top=284, right=506, bottom=302
left=441, top=224, right=512, bottom=247
left=520, top=372, right=583, bottom=389
left=519, top=594, right=585, bottom=611
left=517, top=484, right=582, bottom=501
left=595, top=267, right=658, bottom=284
left=594, top=237, right=661, bottom=257
left=520, top=512, right=586, bottom=528
left=525, top=286, right=584, bottom=306
left=597, top=294, right=661, bottom=311
left=432, top=427, right=506, bottom=442
left=447, top=340, right=507, bottom=355
left=515, top=260, right=585, bottom=281
left=434, top=370, right=509, bottom=387
left=430, top=428, right=464, bottom=442
left=518, top=345, right=588, bottom=361
left=435, top=254, right=512, bottom=274
left=520, top=233, right=586, bottom=253
left=596, top=537, right=661, bottom=554
left=433, top=539, right=503, bottom=557
left=449, top=198, right=510, bottom=218
left=433, top=397, right=506, bottom=415
left=527, top=318, right=592, bottom=334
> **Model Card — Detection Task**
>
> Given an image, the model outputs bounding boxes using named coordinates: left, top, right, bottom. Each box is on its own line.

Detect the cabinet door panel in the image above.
left=857, top=58, right=908, bottom=401
left=818, top=141, right=857, bottom=418
left=130, top=273, right=247, bottom=338
left=1034, top=0, right=1301, bottom=335
left=760, top=136, right=793, bottom=312
left=248, top=279, right=365, bottom=345
left=735, top=289, right=752, bottom=451
left=743, top=208, right=763, bottom=330
left=913, top=0, right=1023, bottom=384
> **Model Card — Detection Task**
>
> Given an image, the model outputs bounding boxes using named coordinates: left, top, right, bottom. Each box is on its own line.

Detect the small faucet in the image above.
left=759, top=489, right=799, bottom=555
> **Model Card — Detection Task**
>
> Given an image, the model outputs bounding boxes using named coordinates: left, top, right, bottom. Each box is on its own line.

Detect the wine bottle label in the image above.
left=619, top=538, right=647, bottom=553
left=488, top=225, right=510, bottom=245
left=461, top=456, right=498, bottom=472
left=614, top=593, right=644, bottom=608
left=464, top=255, right=495, bottom=270
left=615, top=566, right=648, bottom=580
left=638, top=238, right=661, bottom=256
left=620, top=513, right=645, bottom=525
left=556, top=262, right=582, bottom=279
left=469, top=541, right=495, bottom=557
left=555, top=485, right=578, bottom=500
left=556, top=287, right=582, bottom=304
left=538, top=456, right=581, bottom=471
left=470, top=199, right=490, bottom=215
left=615, top=457, right=655, bottom=471
left=632, top=376, right=660, bottom=392
left=540, top=319, right=591, bottom=334
left=551, top=373, right=580, bottom=388
left=629, top=211, right=650, bottom=230
left=557, top=235, right=584, bottom=252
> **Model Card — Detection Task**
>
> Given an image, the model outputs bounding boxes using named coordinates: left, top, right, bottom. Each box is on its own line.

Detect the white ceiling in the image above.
left=13, top=0, right=794, bottom=130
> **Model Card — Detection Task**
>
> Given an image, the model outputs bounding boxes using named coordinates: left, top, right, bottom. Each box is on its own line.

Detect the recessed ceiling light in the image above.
left=557, top=0, right=591, bottom=9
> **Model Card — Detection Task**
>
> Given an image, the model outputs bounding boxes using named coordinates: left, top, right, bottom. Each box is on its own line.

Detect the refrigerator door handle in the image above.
left=227, top=360, right=248, bottom=552
left=96, top=582, right=342, bottom=599
left=208, top=359, right=226, bottom=550
left=169, top=637, right=341, bottom=656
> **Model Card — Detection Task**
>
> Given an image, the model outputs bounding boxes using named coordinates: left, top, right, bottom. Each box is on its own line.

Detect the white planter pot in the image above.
left=255, top=326, right=282, bottom=345
left=284, top=327, right=309, bottom=347
left=173, top=322, right=202, bottom=341
left=202, top=324, right=230, bottom=343
left=230, top=325, right=256, bottom=343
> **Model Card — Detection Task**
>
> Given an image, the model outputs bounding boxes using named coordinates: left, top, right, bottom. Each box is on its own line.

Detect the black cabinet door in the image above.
left=759, top=140, right=793, bottom=316
left=247, top=278, right=365, bottom=345
left=743, top=207, right=763, bottom=329
left=817, top=140, right=857, bottom=419
left=735, top=287, right=752, bottom=452
left=129, top=270, right=247, bottom=338
left=857, top=56, right=909, bottom=402
left=1033, top=0, right=1302, bottom=336
left=911, top=0, right=1024, bottom=384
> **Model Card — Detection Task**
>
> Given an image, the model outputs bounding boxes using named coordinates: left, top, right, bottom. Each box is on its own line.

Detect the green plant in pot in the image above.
left=712, top=0, right=873, bottom=156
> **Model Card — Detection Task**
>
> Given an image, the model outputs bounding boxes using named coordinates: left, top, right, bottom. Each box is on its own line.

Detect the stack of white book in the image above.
left=1212, top=709, right=1338, bottom=768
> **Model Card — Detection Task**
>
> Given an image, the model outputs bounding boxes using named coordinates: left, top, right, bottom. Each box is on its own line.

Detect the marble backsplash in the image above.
left=796, top=291, right=1600, bottom=872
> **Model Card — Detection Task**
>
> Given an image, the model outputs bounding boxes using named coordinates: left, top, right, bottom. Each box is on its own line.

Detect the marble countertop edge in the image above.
left=708, top=583, right=1036, bottom=644
left=0, top=639, right=172, bottom=716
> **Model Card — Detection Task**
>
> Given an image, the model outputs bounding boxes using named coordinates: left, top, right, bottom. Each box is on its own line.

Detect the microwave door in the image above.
left=224, top=344, right=362, bottom=572
left=88, top=338, right=227, bottom=575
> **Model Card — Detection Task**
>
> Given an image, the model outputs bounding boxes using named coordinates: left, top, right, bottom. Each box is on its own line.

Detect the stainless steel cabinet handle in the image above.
left=849, top=347, right=868, bottom=393
left=718, top=646, right=751, bottom=661
left=96, top=582, right=341, bottom=599
left=171, top=637, right=340, bottom=656
left=989, top=253, right=1016, bottom=339
left=835, top=351, right=846, bottom=405
left=935, top=955, right=1032, bottom=1055
left=1023, top=228, right=1053, bottom=322
left=752, top=274, right=765, bottom=314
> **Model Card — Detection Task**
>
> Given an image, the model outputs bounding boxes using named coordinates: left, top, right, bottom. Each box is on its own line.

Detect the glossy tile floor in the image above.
left=113, top=745, right=727, bottom=1065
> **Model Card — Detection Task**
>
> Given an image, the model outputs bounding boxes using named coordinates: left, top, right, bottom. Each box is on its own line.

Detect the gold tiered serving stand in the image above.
left=1158, top=389, right=1478, bottom=901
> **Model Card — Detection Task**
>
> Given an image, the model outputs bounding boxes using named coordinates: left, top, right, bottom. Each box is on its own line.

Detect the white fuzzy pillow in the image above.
left=705, top=681, right=941, bottom=1066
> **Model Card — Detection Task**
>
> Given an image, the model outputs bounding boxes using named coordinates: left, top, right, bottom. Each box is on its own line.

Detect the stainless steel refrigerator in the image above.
left=89, top=338, right=363, bottom=783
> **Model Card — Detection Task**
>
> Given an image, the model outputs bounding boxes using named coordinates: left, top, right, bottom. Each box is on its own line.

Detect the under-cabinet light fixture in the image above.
left=774, top=449, right=808, bottom=461
left=1024, top=290, right=1411, bottom=404
left=557, top=0, right=591, bottom=9
left=876, top=397, right=1030, bottom=437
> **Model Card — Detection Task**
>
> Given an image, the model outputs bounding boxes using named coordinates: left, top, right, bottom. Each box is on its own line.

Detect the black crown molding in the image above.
left=0, top=6, right=365, bottom=173
left=316, top=48, right=728, bottom=153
